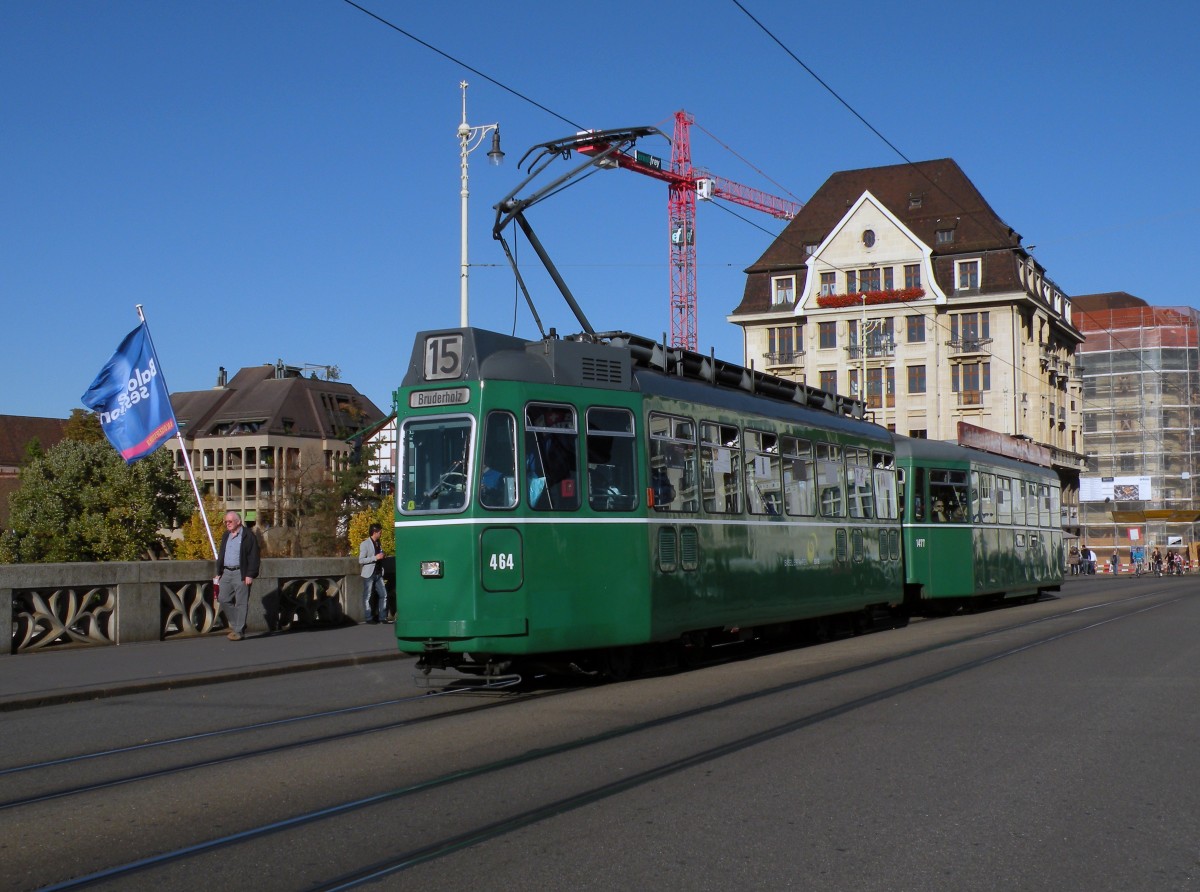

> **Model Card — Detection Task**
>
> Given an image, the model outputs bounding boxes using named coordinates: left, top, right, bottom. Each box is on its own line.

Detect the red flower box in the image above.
left=816, top=287, right=925, bottom=308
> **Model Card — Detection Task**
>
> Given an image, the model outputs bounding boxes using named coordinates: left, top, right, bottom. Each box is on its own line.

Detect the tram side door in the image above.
left=906, top=466, right=936, bottom=589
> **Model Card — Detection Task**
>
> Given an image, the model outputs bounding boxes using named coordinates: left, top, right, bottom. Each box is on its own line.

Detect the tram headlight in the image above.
left=420, top=561, right=444, bottom=578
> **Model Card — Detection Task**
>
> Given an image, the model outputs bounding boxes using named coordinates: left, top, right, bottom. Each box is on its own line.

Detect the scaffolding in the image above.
left=1077, top=305, right=1200, bottom=564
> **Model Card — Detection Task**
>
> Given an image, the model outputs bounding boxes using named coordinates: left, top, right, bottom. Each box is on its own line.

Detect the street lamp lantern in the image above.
left=859, top=292, right=886, bottom=424
left=459, top=81, right=503, bottom=327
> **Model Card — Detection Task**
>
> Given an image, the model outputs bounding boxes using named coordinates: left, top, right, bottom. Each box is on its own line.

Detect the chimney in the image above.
left=216, top=366, right=228, bottom=388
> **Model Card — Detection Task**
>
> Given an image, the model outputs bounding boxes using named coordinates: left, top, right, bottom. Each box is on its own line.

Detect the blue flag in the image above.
left=81, top=322, right=179, bottom=463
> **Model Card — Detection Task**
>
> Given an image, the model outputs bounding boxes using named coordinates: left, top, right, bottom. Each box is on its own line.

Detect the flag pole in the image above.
left=136, top=304, right=219, bottom=561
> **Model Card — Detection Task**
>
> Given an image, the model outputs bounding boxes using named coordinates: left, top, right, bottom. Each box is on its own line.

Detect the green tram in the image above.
left=393, top=327, right=1060, bottom=678
left=895, top=438, right=1062, bottom=609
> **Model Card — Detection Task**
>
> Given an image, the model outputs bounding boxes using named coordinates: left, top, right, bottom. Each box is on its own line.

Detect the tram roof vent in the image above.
left=530, top=337, right=632, bottom=391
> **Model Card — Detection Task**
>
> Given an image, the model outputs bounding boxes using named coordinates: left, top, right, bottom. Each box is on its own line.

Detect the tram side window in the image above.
left=929, top=469, right=968, bottom=522
left=816, top=442, right=844, bottom=518
left=1012, top=477, right=1027, bottom=525
left=701, top=422, right=742, bottom=514
left=873, top=451, right=897, bottom=519
left=845, top=447, right=874, bottom=519
left=586, top=407, right=637, bottom=511
left=781, top=435, right=815, bottom=517
left=1050, top=483, right=1060, bottom=526
left=400, top=416, right=472, bottom=514
left=745, top=430, right=782, bottom=515
left=525, top=402, right=579, bottom=511
left=648, top=413, right=698, bottom=512
left=479, top=411, right=517, bottom=509
left=1039, top=482, right=1051, bottom=527
left=912, top=467, right=926, bottom=521
left=997, top=476, right=1013, bottom=524
left=977, top=472, right=996, bottom=523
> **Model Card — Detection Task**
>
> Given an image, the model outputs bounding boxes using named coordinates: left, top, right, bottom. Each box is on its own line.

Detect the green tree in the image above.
left=0, top=440, right=193, bottom=563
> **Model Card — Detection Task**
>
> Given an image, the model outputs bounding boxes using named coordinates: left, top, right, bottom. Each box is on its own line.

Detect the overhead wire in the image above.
left=339, top=0, right=1180, bottom=459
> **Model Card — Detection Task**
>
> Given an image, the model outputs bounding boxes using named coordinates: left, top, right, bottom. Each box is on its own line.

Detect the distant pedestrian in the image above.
left=1086, top=547, right=1097, bottom=575
left=215, top=510, right=261, bottom=641
left=1068, top=546, right=1080, bottom=576
left=1110, top=549, right=1120, bottom=575
left=358, top=523, right=387, bottom=624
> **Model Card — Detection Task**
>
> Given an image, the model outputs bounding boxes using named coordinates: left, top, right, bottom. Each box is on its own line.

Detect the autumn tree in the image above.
left=347, top=496, right=395, bottom=557
left=175, top=492, right=226, bottom=560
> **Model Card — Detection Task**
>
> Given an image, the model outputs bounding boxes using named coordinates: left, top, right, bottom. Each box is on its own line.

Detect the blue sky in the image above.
left=4, top=1, right=1198, bottom=419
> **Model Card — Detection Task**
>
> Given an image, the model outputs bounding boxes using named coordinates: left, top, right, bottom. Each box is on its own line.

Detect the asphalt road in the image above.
left=3, top=574, right=1197, bottom=891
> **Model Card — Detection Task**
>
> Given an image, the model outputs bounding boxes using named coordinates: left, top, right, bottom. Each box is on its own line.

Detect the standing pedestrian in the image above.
left=1068, top=546, right=1080, bottom=576
left=358, top=522, right=387, bottom=624
left=1110, top=549, right=1120, bottom=576
left=215, top=510, right=261, bottom=641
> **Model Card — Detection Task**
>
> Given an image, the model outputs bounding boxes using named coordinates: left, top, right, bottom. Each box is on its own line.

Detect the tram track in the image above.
left=31, top=587, right=1183, bottom=891
left=0, top=678, right=544, bottom=813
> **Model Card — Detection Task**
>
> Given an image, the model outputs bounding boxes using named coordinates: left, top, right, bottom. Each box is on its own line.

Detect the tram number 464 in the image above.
left=488, top=553, right=516, bottom=571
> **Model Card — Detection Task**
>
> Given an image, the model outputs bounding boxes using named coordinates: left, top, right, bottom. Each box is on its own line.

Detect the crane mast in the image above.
left=577, top=110, right=801, bottom=351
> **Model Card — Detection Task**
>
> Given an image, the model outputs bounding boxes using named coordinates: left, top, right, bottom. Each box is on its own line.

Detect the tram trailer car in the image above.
left=394, top=327, right=1059, bottom=678
left=395, top=327, right=904, bottom=676
left=894, top=438, right=1063, bottom=610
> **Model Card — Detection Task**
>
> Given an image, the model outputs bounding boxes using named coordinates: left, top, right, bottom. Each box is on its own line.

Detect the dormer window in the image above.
left=956, top=259, right=980, bottom=291
left=936, top=229, right=955, bottom=245
left=771, top=275, right=796, bottom=306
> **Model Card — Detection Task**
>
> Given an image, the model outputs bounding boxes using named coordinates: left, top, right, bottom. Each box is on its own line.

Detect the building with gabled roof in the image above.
left=729, top=159, right=1085, bottom=480
left=168, top=362, right=385, bottom=528
left=0, top=415, right=68, bottom=527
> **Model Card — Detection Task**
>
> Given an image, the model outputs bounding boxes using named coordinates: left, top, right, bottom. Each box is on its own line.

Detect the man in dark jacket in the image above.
left=214, top=510, right=261, bottom=640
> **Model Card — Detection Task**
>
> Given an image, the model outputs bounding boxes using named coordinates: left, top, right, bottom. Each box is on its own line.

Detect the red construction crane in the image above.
left=577, top=110, right=801, bottom=350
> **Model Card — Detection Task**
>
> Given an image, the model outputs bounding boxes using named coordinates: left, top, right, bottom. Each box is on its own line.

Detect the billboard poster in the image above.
left=1080, top=475, right=1154, bottom=503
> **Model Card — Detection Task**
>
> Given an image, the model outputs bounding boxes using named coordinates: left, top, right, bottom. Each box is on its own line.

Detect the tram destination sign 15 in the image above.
left=409, top=387, right=470, bottom=409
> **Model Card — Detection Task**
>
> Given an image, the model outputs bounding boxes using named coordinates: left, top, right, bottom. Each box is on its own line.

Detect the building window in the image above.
left=846, top=270, right=856, bottom=293
left=904, top=264, right=922, bottom=289
left=883, top=267, right=894, bottom=290
left=951, top=312, right=990, bottom=349
left=909, top=429, right=928, bottom=438
left=818, top=321, right=836, bottom=349
left=820, top=370, right=837, bottom=393
left=771, top=275, right=796, bottom=305
left=956, top=259, right=980, bottom=291
left=819, top=271, right=836, bottom=296
left=952, top=361, right=991, bottom=398
left=907, top=365, right=927, bottom=394
left=766, top=325, right=803, bottom=364
left=906, top=315, right=925, bottom=343
left=936, top=229, right=955, bottom=245
left=859, top=267, right=881, bottom=292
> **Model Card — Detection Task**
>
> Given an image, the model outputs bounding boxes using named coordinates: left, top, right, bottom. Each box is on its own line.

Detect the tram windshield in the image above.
left=400, top=416, right=473, bottom=514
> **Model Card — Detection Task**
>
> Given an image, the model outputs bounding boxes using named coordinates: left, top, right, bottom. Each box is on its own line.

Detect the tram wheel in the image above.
left=603, top=647, right=637, bottom=681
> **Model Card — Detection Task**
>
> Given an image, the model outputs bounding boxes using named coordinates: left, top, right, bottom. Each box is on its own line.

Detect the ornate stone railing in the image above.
left=2, top=557, right=391, bottom=656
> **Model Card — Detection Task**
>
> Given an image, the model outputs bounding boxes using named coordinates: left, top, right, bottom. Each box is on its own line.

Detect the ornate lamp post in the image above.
left=860, top=293, right=886, bottom=425
left=458, top=81, right=503, bottom=327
